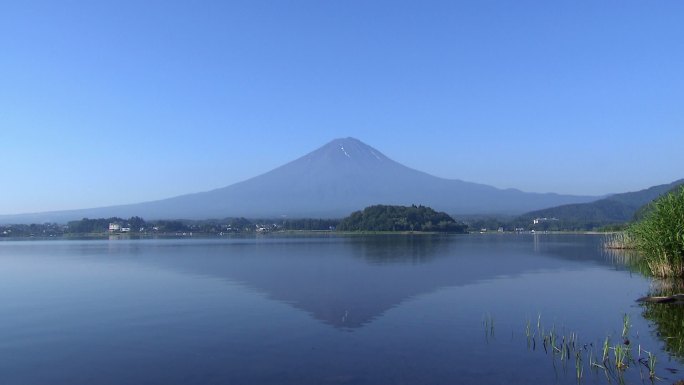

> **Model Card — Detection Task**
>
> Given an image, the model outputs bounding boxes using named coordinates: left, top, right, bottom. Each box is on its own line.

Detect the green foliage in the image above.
left=227, top=217, right=253, bottom=230
left=462, top=215, right=516, bottom=232
left=66, top=216, right=150, bottom=233
left=633, top=183, right=684, bottom=221
left=67, top=217, right=124, bottom=233
left=0, top=223, right=63, bottom=237
left=602, top=232, right=634, bottom=250
left=128, top=216, right=146, bottom=231
left=2, top=216, right=345, bottom=236
left=153, top=220, right=188, bottom=232
left=629, top=186, right=684, bottom=277
left=337, top=204, right=466, bottom=233
left=280, top=218, right=339, bottom=231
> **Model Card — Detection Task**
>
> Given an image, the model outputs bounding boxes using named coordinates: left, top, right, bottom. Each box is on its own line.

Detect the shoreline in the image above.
left=0, top=230, right=610, bottom=242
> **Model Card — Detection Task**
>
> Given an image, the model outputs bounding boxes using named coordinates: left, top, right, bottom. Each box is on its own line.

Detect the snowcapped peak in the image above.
left=312, top=137, right=390, bottom=164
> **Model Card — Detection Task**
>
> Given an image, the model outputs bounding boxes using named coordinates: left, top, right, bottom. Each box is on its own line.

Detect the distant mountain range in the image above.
left=1, top=137, right=601, bottom=224
left=518, top=179, right=684, bottom=229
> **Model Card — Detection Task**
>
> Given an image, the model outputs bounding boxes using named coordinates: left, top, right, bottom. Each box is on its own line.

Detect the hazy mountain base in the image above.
left=4, top=178, right=682, bottom=234
left=0, top=138, right=597, bottom=224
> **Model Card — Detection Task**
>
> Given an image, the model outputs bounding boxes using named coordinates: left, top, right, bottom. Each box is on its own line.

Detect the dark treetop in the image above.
left=337, top=204, right=467, bottom=233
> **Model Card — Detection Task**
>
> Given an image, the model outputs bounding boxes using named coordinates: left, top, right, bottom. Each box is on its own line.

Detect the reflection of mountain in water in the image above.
left=107, top=235, right=607, bottom=330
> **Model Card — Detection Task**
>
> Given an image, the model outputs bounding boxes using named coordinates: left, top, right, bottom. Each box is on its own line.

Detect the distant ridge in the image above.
left=518, top=179, right=684, bottom=229
left=0, top=137, right=598, bottom=224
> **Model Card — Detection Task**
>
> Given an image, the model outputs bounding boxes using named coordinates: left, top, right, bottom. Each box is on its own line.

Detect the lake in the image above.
left=0, top=234, right=682, bottom=384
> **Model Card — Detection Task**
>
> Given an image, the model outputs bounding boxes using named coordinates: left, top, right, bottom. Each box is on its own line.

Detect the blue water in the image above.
left=0, top=234, right=680, bottom=384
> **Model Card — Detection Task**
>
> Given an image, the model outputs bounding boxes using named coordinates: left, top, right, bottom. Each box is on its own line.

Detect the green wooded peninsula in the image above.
left=337, top=204, right=467, bottom=233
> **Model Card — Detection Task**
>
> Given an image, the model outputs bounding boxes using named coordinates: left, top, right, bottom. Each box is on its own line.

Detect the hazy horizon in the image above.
left=2, top=1, right=683, bottom=215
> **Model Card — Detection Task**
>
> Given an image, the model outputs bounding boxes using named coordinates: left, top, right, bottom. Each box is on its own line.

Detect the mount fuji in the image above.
left=1, top=137, right=598, bottom=223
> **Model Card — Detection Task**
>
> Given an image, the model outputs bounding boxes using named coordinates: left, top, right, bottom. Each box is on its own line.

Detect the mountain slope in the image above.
left=518, top=179, right=684, bottom=229
left=0, top=138, right=598, bottom=223
left=633, top=183, right=684, bottom=221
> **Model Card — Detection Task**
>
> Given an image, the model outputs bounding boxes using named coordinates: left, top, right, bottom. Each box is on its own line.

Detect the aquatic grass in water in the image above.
left=647, top=350, right=656, bottom=379
left=602, top=337, right=610, bottom=363
left=513, top=314, right=664, bottom=384
left=621, top=313, right=630, bottom=340
left=576, top=350, right=583, bottom=382
left=612, top=344, right=627, bottom=370
left=638, top=348, right=657, bottom=380
left=525, top=318, right=534, bottom=349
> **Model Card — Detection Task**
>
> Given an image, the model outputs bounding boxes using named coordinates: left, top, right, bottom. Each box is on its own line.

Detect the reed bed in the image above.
left=628, top=187, right=684, bottom=278
left=602, top=232, right=635, bottom=250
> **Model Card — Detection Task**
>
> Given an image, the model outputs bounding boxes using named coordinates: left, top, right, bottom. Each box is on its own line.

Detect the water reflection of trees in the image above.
left=602, top=247, right=651, bottom=275
left=640, top=280, right=684, bottom=360
left=348, top=234, right=449, bottom=264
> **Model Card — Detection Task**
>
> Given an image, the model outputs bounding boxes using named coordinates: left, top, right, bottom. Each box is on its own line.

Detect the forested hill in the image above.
left=337, top=205, right=467, bottom=233
left=517, top=179, right=684, bottom=230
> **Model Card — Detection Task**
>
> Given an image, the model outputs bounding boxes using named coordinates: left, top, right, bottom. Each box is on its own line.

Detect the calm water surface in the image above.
left=0, top=234, right=681, bottom=384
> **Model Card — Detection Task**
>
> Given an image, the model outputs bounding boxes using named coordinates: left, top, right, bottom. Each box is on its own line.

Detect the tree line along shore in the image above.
left=1, top=204, right=475, bottom=237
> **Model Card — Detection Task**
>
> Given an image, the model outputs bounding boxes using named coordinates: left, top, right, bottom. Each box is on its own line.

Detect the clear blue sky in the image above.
left=1, top=1, right=683, bottom=215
